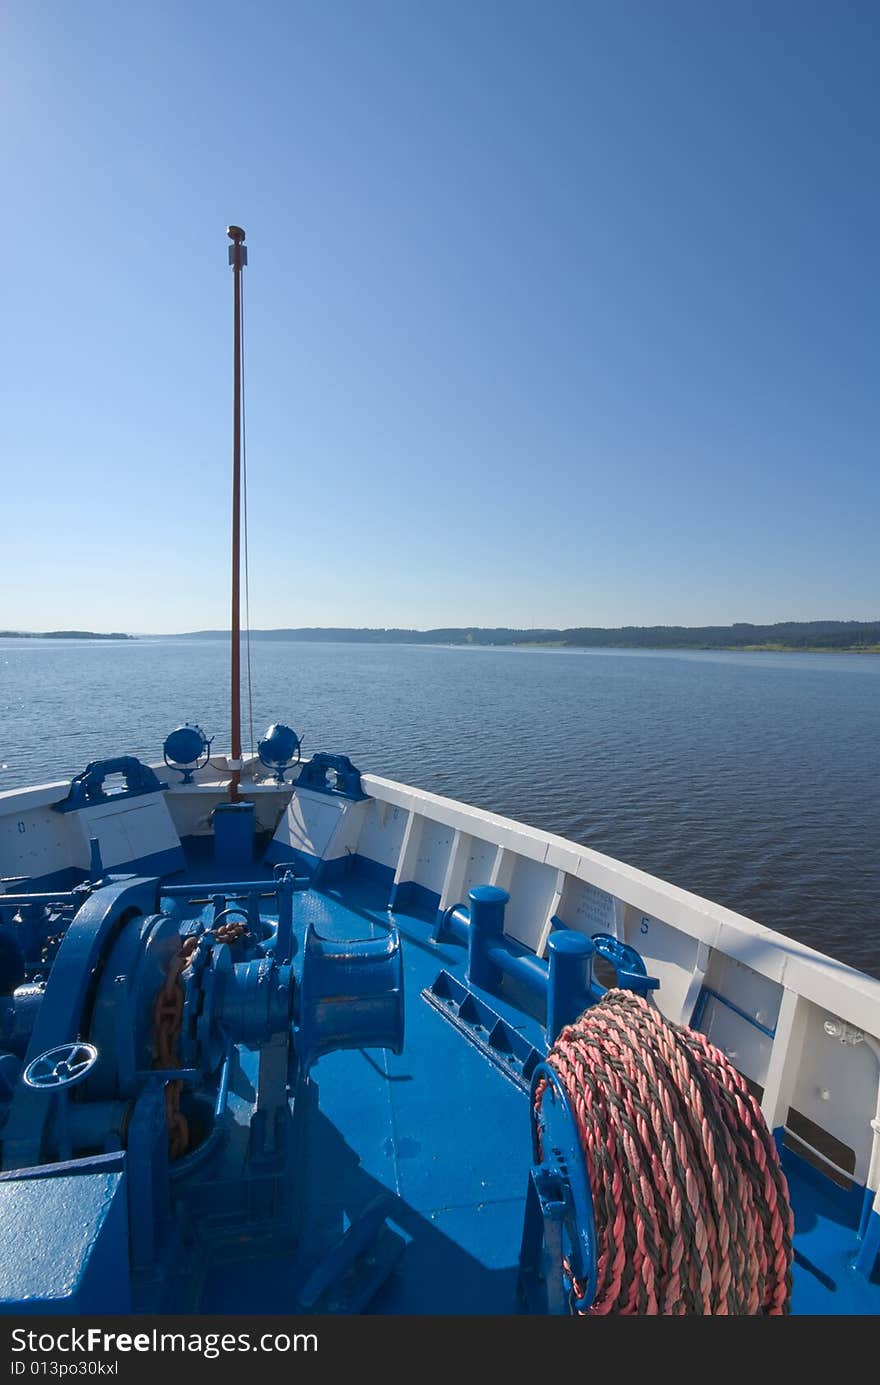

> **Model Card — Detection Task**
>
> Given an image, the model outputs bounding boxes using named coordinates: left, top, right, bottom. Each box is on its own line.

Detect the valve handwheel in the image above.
left=23, top=1041, right=98, bottom=1091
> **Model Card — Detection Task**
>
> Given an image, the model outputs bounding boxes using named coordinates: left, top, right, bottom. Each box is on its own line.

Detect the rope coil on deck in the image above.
left=540, top=989, right=794, bottom=1314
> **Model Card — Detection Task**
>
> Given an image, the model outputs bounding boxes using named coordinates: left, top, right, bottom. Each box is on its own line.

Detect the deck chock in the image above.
left=48, top=759, right=184, bottom=879
left=296, top=753, right=367, bottom=801
left=296, top=1195, right=407, bottom=1313
left=53, top=758, right=167, bottom=813
left=422, top=969, right=543, bottom=1092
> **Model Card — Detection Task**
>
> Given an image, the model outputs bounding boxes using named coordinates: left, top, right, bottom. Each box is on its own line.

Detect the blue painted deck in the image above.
left=160, top=845, right=880, bottom=1315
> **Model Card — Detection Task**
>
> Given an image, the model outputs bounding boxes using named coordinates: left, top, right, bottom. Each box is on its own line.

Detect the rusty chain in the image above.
left=214, top=920, right=247, bottom=946
left=151, top=921, right=247, bottom=1159
left=152, top=934, right=198, bottom=1159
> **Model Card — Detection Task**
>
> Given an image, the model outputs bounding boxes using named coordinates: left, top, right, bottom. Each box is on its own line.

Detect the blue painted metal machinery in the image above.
left=518, top=1063, right=598, bottom=1315
left=0, top=867, right=404, bottom=1311
left=53, top=757, right=167, bottom=812
left=430, top=886, right=659, bottom=1049
left=296, top=752, right=366, bottom=799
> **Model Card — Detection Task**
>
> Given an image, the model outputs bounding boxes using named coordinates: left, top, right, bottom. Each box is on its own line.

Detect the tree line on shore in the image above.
left=174, top=620, right=880, bottom=650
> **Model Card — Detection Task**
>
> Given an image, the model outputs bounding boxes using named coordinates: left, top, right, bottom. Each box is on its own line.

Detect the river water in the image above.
left=2, top=638, right=878, bottom=976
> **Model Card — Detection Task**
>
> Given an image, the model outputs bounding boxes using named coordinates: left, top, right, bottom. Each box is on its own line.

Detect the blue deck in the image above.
left=161, top=847, right=535, bottom=1313
left=158, top=845, right=880, bottom=1315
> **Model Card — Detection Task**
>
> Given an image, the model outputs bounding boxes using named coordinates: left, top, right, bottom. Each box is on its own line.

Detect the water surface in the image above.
left=1, top=638, right=878, bottom=976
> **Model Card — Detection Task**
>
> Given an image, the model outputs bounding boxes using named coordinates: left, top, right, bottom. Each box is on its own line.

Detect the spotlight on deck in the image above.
left=258, top=723, right=302, bottom=784
left=163, top=724, right=213, bottom=784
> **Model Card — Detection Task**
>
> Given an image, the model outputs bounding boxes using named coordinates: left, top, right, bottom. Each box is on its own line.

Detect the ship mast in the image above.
left=227, top=225, right=247, bottom=802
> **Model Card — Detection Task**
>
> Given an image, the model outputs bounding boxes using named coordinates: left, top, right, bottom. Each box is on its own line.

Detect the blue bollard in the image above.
left=546, top=931, right=596, bottom=1043
left=437, top=891, right=654, bottom=1038
left=467, top=886, right=509, bottom=991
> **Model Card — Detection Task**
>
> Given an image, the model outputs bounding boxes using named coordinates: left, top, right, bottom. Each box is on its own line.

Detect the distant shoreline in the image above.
left=509, top=641, right=880, bottom=654
left=163, top=620, right=880, bottom=653
left=0, top=630, right=134, bottom=641
left=3, top=622, right=879, bottom=655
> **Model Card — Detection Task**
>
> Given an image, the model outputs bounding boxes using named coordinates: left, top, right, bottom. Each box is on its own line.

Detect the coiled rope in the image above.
left=540, top=989, right=794, bottom=1314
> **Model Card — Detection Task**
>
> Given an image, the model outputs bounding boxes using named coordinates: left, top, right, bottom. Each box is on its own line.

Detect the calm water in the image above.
left=1, top=638, right=878, bottom=976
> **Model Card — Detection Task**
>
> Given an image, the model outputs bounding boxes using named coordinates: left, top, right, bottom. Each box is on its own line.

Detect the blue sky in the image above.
left=1, top=1, right=877, bottom=633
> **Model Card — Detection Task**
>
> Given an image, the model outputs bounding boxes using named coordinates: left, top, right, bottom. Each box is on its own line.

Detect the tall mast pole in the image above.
left=227, top=225, right=247, bottom=803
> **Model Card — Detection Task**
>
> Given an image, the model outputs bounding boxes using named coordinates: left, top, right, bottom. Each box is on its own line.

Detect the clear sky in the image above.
left=1, top=1, right=877, bottom=634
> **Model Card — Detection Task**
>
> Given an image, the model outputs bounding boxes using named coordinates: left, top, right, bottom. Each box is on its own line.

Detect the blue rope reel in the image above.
left=258, top=723, right=302, bottom=784
left=518, top=1062, right=598, bottom=1315
left=163, top=724, right=213, bottom=784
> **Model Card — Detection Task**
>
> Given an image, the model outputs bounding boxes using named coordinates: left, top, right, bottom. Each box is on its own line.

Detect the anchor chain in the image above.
left=152, top=934, right=198, bottom=1159
left=151, top=921, right=248, bottom=1158
left=214, top=919, right=247, bottom=946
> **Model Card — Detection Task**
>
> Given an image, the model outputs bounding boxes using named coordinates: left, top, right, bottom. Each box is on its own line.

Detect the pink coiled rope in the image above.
left=540, top=989, right=794, bottom=1314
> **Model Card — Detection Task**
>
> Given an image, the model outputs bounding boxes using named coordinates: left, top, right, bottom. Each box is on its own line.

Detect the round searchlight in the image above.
left=258, top=723, right=302, bottom=784
left=163, top=724, right=213, bottom=783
